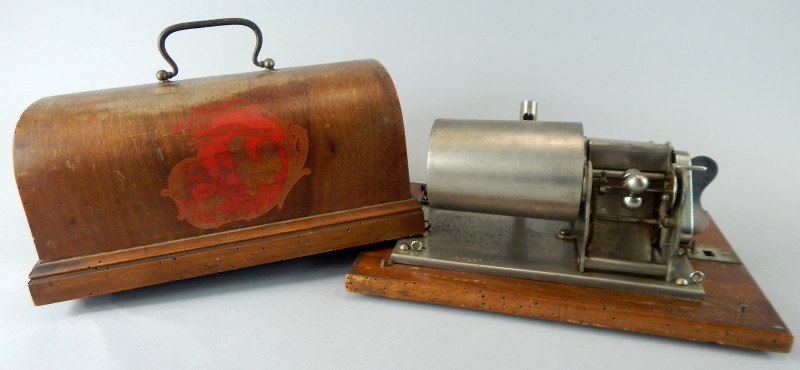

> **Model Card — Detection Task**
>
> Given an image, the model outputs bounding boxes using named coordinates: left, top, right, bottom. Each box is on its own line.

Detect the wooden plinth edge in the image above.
left=345, top=219, right=793, bottom=353
left=29, top=199, right=424, bottom=305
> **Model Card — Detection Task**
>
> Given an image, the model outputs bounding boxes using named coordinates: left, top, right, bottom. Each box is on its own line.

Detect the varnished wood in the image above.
left=345, top=189, right=793, bottom=352
left=16, top=60, right=409, bottom=260
left=16, top=59, right=424, bottom=304
left=31, top=201, right=423, bottom=305
left=29, top=199, right=420, bottom=280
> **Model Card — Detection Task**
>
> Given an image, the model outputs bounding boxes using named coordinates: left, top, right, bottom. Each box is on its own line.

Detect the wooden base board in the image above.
left=345, top=219, right=793, bottom=353
left=29, top=199, right=424, bottom=305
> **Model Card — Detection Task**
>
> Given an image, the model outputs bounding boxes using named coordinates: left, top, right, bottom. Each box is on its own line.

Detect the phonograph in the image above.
left=345, top=101, right=793, bottom=353
left=12, top=17, right=792, bottom=354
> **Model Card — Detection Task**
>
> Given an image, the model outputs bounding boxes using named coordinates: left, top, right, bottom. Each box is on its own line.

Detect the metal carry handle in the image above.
left=156, top=18, right=274, bottom=82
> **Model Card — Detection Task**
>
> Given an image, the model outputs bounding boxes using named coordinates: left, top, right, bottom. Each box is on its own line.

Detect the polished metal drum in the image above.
left=426, top=119, right=586, bottom=221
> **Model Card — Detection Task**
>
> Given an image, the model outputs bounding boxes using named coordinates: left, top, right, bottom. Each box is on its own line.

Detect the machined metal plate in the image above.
left=391, top=207, right=705, bottom=299
left=689, top=245, right=741, bottom=264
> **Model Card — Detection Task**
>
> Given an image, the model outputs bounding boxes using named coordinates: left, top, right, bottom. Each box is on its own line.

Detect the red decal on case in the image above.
left=162, top=99, right=311, bottom=229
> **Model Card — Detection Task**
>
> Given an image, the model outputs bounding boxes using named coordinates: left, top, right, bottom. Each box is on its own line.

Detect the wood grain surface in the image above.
left=31, top=199, right=423, bottom=305
left=15, top=59, right=410, bottom=261
left=16, top=59, right=425, bottom=304
left=345, top=188, right=793, bottom=352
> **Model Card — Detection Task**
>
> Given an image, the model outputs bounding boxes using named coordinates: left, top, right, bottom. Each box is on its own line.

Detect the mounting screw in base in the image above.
left=674, top=271, right=704, bottom=286
left=674, top=278, right=689, bottom=286
left=556, top=229, right=577, bottom=240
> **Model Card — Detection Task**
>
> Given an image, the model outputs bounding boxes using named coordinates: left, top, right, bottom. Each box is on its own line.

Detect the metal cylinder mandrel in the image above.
left=426, top=119, right=586, bottom=221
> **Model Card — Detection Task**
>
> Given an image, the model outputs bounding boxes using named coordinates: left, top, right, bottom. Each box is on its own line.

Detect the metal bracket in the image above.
left=391, top=206, right=705, bottom=299
left=688, top=245, right=742, bottom=264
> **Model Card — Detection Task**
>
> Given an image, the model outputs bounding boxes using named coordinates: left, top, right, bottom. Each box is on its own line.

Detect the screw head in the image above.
left=398, top=243, right=409, bottom=251
left=674, top=278, right=689, bottom=286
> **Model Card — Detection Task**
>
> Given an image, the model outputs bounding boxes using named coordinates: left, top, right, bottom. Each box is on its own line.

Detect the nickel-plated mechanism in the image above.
left=393, top=101, right=717, bottom=299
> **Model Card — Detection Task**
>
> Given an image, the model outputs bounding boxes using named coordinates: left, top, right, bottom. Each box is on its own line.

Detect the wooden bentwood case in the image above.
left=14, top=56, right=424, bottom=305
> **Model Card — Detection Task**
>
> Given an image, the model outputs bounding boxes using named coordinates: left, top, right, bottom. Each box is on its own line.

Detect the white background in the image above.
left=1, top=1, right=798, bottom=369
